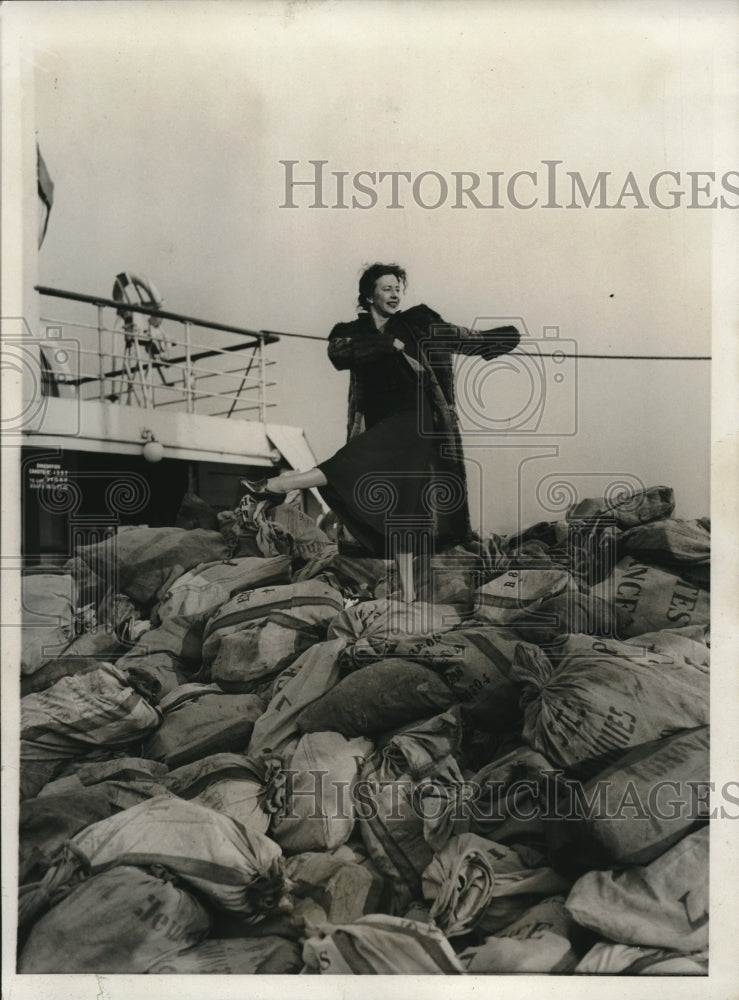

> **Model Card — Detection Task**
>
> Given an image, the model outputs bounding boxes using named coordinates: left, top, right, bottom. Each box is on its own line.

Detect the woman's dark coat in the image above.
left=326, top=304, right=520, bottom=545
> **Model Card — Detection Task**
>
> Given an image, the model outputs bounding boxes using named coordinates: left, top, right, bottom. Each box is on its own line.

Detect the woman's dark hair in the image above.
left=357, top=263, right=407, bottom=311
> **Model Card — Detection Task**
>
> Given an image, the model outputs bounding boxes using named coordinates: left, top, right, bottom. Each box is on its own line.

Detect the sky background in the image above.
left=20, top=0, right=729, bottom=533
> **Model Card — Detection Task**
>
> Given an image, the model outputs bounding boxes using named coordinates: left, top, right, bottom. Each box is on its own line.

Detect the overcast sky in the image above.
left=19, top=0, right=733, bottom=529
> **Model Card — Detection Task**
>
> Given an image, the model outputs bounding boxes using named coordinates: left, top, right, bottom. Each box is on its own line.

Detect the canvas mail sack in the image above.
left=301, top=914, right=465, bottom=974
left=459, top=896, right=580, bottom=974
left=574, top=941, right=708, bottom=975
left=284, top=850, right=386, bottom=925
left=470, top=840, right=571, bottom=935
left=296, top=658, right=456, bottom=738
left=247, top=637, right=346, bottom=758
left=549, top=629, right=709, bottom=672
left=60, top=592, right=137, bottom=663
left=338, top=627, right=526, bottom=728
left=23, top=756, right=173, bottom=830
left=202, top=580, right=344, bottom=690
left=620, top=517, right=710, bottom=588
left=564, top=825, right=709, bottom=951
left=148, top=934, right=302, bottom=974
left=590, top=556, right=709, bottom=637
left=153, top=555, right=290, bottom=622
left=467, top=745, right=554, bottom=843
left=71, top=795, right=285, bottom=917
left=19, top=788, right=113, bottom=885
left=162, top=752, right=276, bottom=834
left=74, top=526, right=230, bottom=609
left=357, top=710, right=466, bottom=911
left=272, top=731, right=373, bottom=852
left=474, top=569, right=577, bottom=626
left=38, top=756, right=168, bottom=798
left=21, top=654, right=112, bottom=698
left=237, top=495, right=331, bottom=562
left=142, top=684, right=264, bottom=768
left=624, top=625, right=709, bottom=668
left=327, top=597, right=461, bottom=642
left=565, top=485, right=675, bottom=528
left=509, top=591, right=625, bottom=645
left=511, top=639, right=708, bottom=776
left=545, top=725, right=709, bottom=871
left=20, top=663, right=162, bottom=799
left=118, top=555, right=292, bottom=683
left=18, top=864, right=211, bottom=973
left=21, top=573, right=76, bottom=675
left=293, top=543, right=390, bottom=600
left=421, top=832, right=496, bottom=937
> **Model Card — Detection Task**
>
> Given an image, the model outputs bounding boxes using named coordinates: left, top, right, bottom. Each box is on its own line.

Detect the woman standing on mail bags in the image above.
left=242, top=263, right=520, bottom=601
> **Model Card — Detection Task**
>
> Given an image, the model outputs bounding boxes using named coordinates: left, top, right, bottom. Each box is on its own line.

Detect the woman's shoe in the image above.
left=240, top=478, right=286, bottom=505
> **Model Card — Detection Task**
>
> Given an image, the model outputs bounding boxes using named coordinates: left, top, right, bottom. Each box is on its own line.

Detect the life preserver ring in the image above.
left=112, top=272, right=164, bottom=330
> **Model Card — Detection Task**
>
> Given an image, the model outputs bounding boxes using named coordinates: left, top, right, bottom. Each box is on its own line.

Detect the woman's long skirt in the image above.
left=317, top=398, right=468, bottom=558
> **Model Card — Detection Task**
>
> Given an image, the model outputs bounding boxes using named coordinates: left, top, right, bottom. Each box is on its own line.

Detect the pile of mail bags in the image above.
left=17, top=486, right=710, bottom=975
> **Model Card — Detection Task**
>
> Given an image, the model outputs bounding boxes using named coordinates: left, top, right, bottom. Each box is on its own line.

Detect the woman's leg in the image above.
left=264, top=468, right=328, bottom=493
left=394, top=547, right=415, bottom=604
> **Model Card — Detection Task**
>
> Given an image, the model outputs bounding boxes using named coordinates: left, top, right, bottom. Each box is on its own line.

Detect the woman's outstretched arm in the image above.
left=450, top=323, right=520, bottom=359
left=401, top=303, right=520, bottom=361
left=327, top=322, right=401, bottom=370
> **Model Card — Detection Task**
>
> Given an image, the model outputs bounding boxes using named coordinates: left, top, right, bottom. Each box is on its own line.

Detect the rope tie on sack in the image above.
left=248, top=748, right=289, bottom=815
left=18, top=841, right=92, bottom=937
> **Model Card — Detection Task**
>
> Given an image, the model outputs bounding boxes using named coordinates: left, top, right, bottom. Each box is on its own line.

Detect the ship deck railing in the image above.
left=35, top=285, right=290, bottom=421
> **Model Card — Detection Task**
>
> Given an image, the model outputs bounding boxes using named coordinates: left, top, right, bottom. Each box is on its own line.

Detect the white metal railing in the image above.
left=36, top=286, right=282, bottom=421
